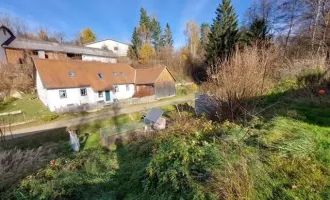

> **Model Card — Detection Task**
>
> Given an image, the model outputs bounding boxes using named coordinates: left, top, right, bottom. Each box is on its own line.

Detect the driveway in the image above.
left=9, top=95, right=194, bottom=139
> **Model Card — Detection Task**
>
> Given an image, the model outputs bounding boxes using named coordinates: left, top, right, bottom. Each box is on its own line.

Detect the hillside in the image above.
left=1, top=88, right=330, bottom=199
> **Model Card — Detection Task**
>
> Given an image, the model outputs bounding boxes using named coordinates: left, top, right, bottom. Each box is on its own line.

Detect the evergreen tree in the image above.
left=206, top=0, right=239, bottom=71
left=128, top=27, right=142, bottom=59
left=150, top=17, right=162, bottom=51
left=139, top=7, right=152, bottom=43
left=163, top=23, right=173, bottom=47
left=139, top=7, right=151, bottom=28
left=200, top=23, right=211, bottom=51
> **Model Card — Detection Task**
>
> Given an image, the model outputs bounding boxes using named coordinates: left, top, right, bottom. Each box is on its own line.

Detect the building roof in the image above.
left=33, top=59, right=175, bottom=91
left=0, top=25, right=16, bottom=46
left=84, top=38, right=131, bottom=46
left=135, top=67, right=166, bottom=84
left=3, top=37, right=117, bottom=58
left=34, top=59, right=135, bottom=91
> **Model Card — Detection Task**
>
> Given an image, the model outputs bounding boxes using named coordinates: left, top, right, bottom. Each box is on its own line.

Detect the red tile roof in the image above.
left=33, top=59, right=174, bottom=91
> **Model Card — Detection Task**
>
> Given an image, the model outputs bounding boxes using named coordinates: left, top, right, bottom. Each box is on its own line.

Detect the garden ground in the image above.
left=1, top=86, right=330, bottom=199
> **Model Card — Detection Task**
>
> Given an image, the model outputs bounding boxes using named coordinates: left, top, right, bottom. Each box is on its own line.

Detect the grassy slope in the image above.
left=2, top=95, right=330, bottom=199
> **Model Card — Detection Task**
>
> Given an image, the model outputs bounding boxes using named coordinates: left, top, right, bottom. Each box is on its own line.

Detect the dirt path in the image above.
left=9, top=95, right=194, bottom=139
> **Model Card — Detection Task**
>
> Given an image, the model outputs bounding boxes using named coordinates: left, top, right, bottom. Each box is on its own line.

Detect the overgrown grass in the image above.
left=2, top=93, right=330, bottom=199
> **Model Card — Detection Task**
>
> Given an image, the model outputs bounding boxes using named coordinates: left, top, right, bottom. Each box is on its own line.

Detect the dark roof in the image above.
left=3, top=37, right=117, bottom=58
left=0, top=25, right=16, bottom=46
left=85, top=38, right=131, bottom=46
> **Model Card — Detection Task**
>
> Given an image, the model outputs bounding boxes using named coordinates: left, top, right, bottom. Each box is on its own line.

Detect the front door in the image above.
left=105, top=90, right=111, bottom=102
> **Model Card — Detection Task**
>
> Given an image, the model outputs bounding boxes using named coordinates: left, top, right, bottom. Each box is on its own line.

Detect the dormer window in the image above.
left=113, top=72, right=118, bottom=76
left=68, top=72, right=75, bottom=77
left=98, top=73, right=104, bottom=79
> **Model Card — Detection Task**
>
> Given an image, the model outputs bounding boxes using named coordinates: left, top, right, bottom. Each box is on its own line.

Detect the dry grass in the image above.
left=203, top=45, right=281, bottom=121
left=0, top=143, right=57, bottom=191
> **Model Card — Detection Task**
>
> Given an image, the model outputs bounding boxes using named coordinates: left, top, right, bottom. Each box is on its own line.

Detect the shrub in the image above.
left=176, top=86, right=188, bottom=95
left=297, top=69, right=328, bottom=93
left=204, top=45, right=282, bottom=121
left=0, top=144, right=57, bottom=192
left=41, top=113, right=59, bottom=122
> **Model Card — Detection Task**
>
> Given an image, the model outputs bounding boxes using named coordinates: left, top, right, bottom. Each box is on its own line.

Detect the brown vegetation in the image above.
left=203, top=45, right=282, bottom=121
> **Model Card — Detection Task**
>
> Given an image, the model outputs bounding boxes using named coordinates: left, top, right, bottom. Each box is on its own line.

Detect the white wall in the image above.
left=82, top=55, right=117, bottom=63
left=0, top=27, right=12, bottom=63
left=112, top=84, right=135, bottom=100
left=36, top=71, right=48, bottom=106
left=85, top=40, right=130, bottom=57
left=46, top=87, right=97, bottom=111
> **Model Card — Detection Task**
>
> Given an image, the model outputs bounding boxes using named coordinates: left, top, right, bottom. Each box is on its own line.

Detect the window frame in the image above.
left=98, top=91, right=103, bottom=98
left=126, top=85, right=129, bottom=91
left=114, top=86, right=119, bottom=92
left=114, top=47, right=119, bottom=51
left=98, top=73, right=104, bottom=79
left=59, top=90, right=67, bottom=99
left=68, top=72, right=75, bottom=77
left=80, top=88, right=87, bottom=96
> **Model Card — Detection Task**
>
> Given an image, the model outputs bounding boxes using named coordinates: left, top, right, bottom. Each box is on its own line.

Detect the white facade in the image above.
left=85, top=40, right=130, bottom=57
left=82, top=55, right=117, bottom=63
left=0, top=27, right=12, bottom=63
left=36, top=71, right=135, bottom=112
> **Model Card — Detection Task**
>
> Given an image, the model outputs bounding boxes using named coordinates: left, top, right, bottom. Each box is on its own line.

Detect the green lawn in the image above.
left=0, top=94, right=51, bottom=123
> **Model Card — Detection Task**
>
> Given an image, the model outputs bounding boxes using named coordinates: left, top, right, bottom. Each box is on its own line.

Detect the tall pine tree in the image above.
left=150, top=17, right=162, bottom=51
left=206, top=0, right=239, bottom=71
left=163, top=23, right=173, bottom=47
left=128, top=27, right=142, bottom=59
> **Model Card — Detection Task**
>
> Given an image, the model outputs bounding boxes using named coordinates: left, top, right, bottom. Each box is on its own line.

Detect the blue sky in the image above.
left=1, top=0, right=254, bottom=48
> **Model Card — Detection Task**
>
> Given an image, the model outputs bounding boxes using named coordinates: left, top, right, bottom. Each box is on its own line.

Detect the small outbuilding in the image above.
left=135, top=67, right=176, bottom=99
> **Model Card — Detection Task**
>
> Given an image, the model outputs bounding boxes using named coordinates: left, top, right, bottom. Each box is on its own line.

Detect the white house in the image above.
left=34, top=58, right=176, bottom=112
left=34, top=59, right=135, bottom=112
left=85, top=39, right=130, bottom=57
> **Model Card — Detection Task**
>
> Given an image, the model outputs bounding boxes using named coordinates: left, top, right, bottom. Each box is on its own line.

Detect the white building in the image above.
left=85, top=39, right=130, bottom=57
left=34, top=58, right=176, bottom=112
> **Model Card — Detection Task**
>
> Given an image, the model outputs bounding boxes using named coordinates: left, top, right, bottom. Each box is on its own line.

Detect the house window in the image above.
left=45, top=54, right=49, bottom=59
left=121, top=72, right=125, bottom=76
left=98, top=91, right=103, bottom=98
left=114, top=47, right=118, bottom=51
left=59, top=90, right=67, bottom=98
left=114, top=86, right=119, bottom=92
left=113, top=72, right=118, bottom=76
left=3, top=29, right=7, bottom=35
left=126, top=85, right=129, bottom=91
left=32, top=51, right=38, bottom=56
left=98, top=73, right=104, bottom=79
left=80, top=88, right=87, bottom=96
left=68, top=72, right=75, bottom=77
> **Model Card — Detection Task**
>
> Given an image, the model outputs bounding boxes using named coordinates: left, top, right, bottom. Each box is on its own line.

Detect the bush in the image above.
left=176, top=86, right=188, bottom=96
left=297, top=69, right=327, bottom=90
left=41, top=113, right=59, bottom=122
left=204, top=45, right=281, bottom=121
left=0, top=144, right=57, bottom=192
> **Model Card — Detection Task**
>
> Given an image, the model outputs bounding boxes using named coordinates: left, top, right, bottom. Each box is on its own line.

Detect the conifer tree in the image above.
left=206, top=0, right=239, bottom=71
left=151, top=17, right=162, bottom=51
left=163, top=23, right=173, bottom=47
left=128, top=27, right=142, bottom=59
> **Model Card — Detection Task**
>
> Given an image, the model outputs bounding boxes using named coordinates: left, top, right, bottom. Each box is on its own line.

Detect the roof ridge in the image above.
left=84, top=38, right=131, bottom=46
left=14, top=37, right=114, bottom=53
